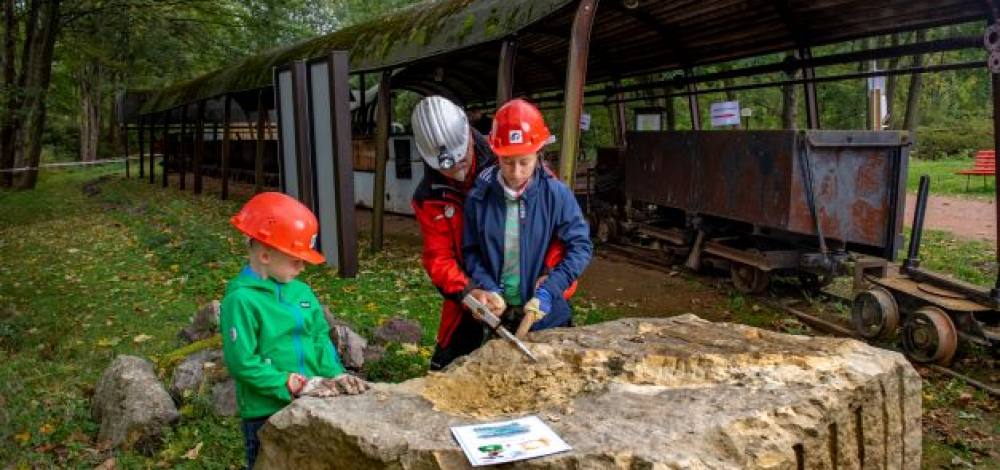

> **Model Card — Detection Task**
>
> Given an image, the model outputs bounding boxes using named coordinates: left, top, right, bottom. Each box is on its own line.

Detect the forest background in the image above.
left=0, top=0, right=996, bottom=191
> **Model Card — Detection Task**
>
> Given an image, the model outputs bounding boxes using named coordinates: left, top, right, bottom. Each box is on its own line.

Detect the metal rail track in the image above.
left=596, top=242, right=1000, bottom=398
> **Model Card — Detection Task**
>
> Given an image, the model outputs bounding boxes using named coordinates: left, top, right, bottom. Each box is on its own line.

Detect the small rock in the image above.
left=374, top=318, right=422, bottom=345
left=211, top=380, right=238, bottom=417
left=92, top=355, right=179, bottom=451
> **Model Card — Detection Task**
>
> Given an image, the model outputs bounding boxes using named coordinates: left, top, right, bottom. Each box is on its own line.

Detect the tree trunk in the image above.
left=15, top=0, right=61, bottom=190
left=78, top=60, right=103, bottom=162
left=903, top=30, right=926, bottom=135
left=1, top=0, right=20, bottom=187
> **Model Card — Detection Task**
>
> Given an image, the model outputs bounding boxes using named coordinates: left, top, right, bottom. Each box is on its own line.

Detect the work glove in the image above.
left=524, top=287, right=552, bottom=321
left=325, top=374, right=370, bottom=395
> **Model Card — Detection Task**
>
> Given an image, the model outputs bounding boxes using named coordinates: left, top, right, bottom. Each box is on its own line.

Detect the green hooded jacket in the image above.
left=220, top=265, right=345, bottom=419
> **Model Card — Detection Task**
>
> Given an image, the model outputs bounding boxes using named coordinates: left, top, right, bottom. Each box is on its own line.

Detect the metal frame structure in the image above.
left=118, top=0, right=1000, bottom=297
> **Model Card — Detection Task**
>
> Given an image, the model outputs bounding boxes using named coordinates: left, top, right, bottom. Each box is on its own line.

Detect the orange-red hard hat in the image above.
left=489, top=99, right=551, bottom=157
left=231, top=192, right=325, bottom=264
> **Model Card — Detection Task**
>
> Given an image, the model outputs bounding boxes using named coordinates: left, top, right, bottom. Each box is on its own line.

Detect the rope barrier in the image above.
left=0, top=156, right=140, bottom=174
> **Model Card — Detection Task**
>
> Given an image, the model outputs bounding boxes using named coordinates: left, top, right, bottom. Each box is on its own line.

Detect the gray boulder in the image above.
left=256, top=315, right=922, bottom=469
left=92, top=355, right=180, bottom=450
left=179, top=300, right=221, bottom=343
left=171, top=349, right=223, bottom=398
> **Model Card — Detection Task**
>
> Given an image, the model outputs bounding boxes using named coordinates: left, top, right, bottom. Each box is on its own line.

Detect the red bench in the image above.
left=955, top=150, right=995, bottom=190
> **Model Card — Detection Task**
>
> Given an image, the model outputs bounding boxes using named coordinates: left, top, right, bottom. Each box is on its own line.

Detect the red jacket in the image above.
left=412, top=132, right=576, bottom=348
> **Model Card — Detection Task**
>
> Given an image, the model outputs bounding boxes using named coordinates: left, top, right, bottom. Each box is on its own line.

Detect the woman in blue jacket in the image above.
left=462, top=99, right=592, bottom=333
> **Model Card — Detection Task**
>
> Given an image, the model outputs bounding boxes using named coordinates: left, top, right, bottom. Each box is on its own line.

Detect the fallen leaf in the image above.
left=96, top=439, right=114, bottom=452
left=33, top=442, right=59, bottom=453
left=183, top=441, right=203, bottom=460
left=38, top=423, right=54, bottom=434
left=132, top=334, right=153, bottom=343
left=95, top=457, right=116, bottom=470
left=14, top=430, right=31, bottom=446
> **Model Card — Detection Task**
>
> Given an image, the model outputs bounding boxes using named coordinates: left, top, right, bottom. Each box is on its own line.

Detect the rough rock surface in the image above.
left=328, top=320, right=369, bottom=371
left=179, top=300, right=221, bottom=343
left=171, top=349, right=223, bottom=397
left=373, top=317, right=423, bottom=345
left=92, top=355, right=180, bottom=450
left=256, top=315, right=922, bottom=469
left=211, top=379, right=238, bottom=417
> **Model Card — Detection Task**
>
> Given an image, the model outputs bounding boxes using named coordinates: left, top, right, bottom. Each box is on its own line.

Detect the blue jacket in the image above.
left=462, top=163, right=592, bottom=328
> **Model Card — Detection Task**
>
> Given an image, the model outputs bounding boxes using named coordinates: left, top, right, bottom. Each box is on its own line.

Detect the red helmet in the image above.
left=231, top=192, right=325, bottom=264
left=489, top=99, right=551, bottom=157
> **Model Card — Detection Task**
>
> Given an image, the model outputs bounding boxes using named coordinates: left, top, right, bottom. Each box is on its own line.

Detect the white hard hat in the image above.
left=411, top=96, right=470, bottom=170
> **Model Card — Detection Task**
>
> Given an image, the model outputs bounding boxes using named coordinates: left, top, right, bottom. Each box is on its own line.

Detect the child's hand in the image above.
left=465, top=289, right=506, bottom=320
left=327, top=374, right=370, bottom=395
left=299, top=377, right=340, bottom=398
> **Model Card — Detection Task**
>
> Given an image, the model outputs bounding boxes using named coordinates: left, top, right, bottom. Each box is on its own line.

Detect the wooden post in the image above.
left=799, top=46, right=821, bottom=129
left=221, top=95, right=232, bottom=199
left=179, top=105, right=188, bottom=190
left=372, top=69, right=392, bottom=251
left=291, top=61, right=315, bottom=210
left=685, top=68, right=701, bottom=130
left=123, top=124, right=130, bottom=178
left=255, top=90, right=266, bottom=194
left=497, top=40, right=517, bottom=105
left=328, top=51, right=358, bottom=277
left=148, top=115, right=156, bottom=184
left=194, top=100, right=205, bottom=194
left=162, top=114, right=169, bottom=187
left=138, top=116, right=146, bottom=179
left=558, top=0, right=598, bottom=189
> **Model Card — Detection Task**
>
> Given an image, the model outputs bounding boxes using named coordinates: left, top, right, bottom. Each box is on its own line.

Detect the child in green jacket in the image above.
left=221, top=192, right=369, bottom=469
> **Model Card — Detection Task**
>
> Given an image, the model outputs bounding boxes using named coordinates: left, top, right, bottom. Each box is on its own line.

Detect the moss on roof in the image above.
left=141, top=0, right=572, bottom=114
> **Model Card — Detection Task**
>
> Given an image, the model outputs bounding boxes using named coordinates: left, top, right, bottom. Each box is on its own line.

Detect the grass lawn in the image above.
left=908, top=157, right=996, bottom=199
left=1, top=166, right=997, bottom=468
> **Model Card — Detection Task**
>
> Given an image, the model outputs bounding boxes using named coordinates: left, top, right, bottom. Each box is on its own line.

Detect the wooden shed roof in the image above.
left=140, top=0, right=991, bottom=114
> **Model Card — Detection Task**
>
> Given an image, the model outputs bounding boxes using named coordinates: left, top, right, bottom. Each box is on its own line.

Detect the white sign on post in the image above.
left=710, top=101, right=741, bottom=127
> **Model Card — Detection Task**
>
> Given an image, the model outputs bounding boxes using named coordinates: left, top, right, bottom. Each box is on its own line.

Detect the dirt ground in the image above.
left=355, top=208, right=734, bottom=320
left=904, top=193, right=997, bottom=242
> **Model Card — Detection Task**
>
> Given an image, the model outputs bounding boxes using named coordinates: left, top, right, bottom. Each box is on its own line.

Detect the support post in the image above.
left=123, top=124, right=130, bottom=178
left=992, top=72, right=1000, bottom=300
left=614, top=81, right=627, bottom=145
left=372, top=69, right=392, bottom=252
left=221, top=95, right=232, bottom=199
left=162, top=115, right=169, bottom=187
left=148, top=115, right=156, bottom=184
left=497, top=40, right=517, bottom=105
left=800, top=46, right=821, bottom=129
left=291, top=61, right=315, bottom=210
left=328, top=51, right=359, bottom=277
left=138, top=117, right=145, bottom=179
left=685, top=68, right=701, bottom=130
left=255, top=90, right=266, bottom=193
left=558, top=0, right=599, bottom=189
left=179, top=105, right=188, bottom=190
left=194, top=100, right=205, bottom=194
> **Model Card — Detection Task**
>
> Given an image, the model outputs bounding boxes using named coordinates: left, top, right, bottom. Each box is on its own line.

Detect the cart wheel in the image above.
left=901, top=306, right=959, bottom=365
left=851, top=286, right=899, bottom=340
left=799, top=273, right=833, bottom=292
left=731, top=262, right=770, bottom=294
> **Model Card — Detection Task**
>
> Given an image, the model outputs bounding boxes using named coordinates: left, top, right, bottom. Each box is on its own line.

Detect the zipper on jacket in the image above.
left=275, top=282, right=307, bottom=375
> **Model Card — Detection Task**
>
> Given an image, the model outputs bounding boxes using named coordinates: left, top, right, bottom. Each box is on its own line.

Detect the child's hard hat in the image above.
left=231, top=192, right=325, bottom=264
left=489, top=99, right=551, bottom=157
left=412, top=96, right=469, bottom=170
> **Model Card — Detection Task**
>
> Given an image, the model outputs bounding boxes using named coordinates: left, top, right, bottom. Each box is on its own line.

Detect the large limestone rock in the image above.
left=92, top=355, right=180, bottom=450
left=256, top=315, right=922, bottom=469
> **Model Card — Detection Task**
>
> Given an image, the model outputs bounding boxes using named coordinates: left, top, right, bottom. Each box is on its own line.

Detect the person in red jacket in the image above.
left=411, top=96, right=574, bottom=370
left=410, top=96, right=497, bottom=370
